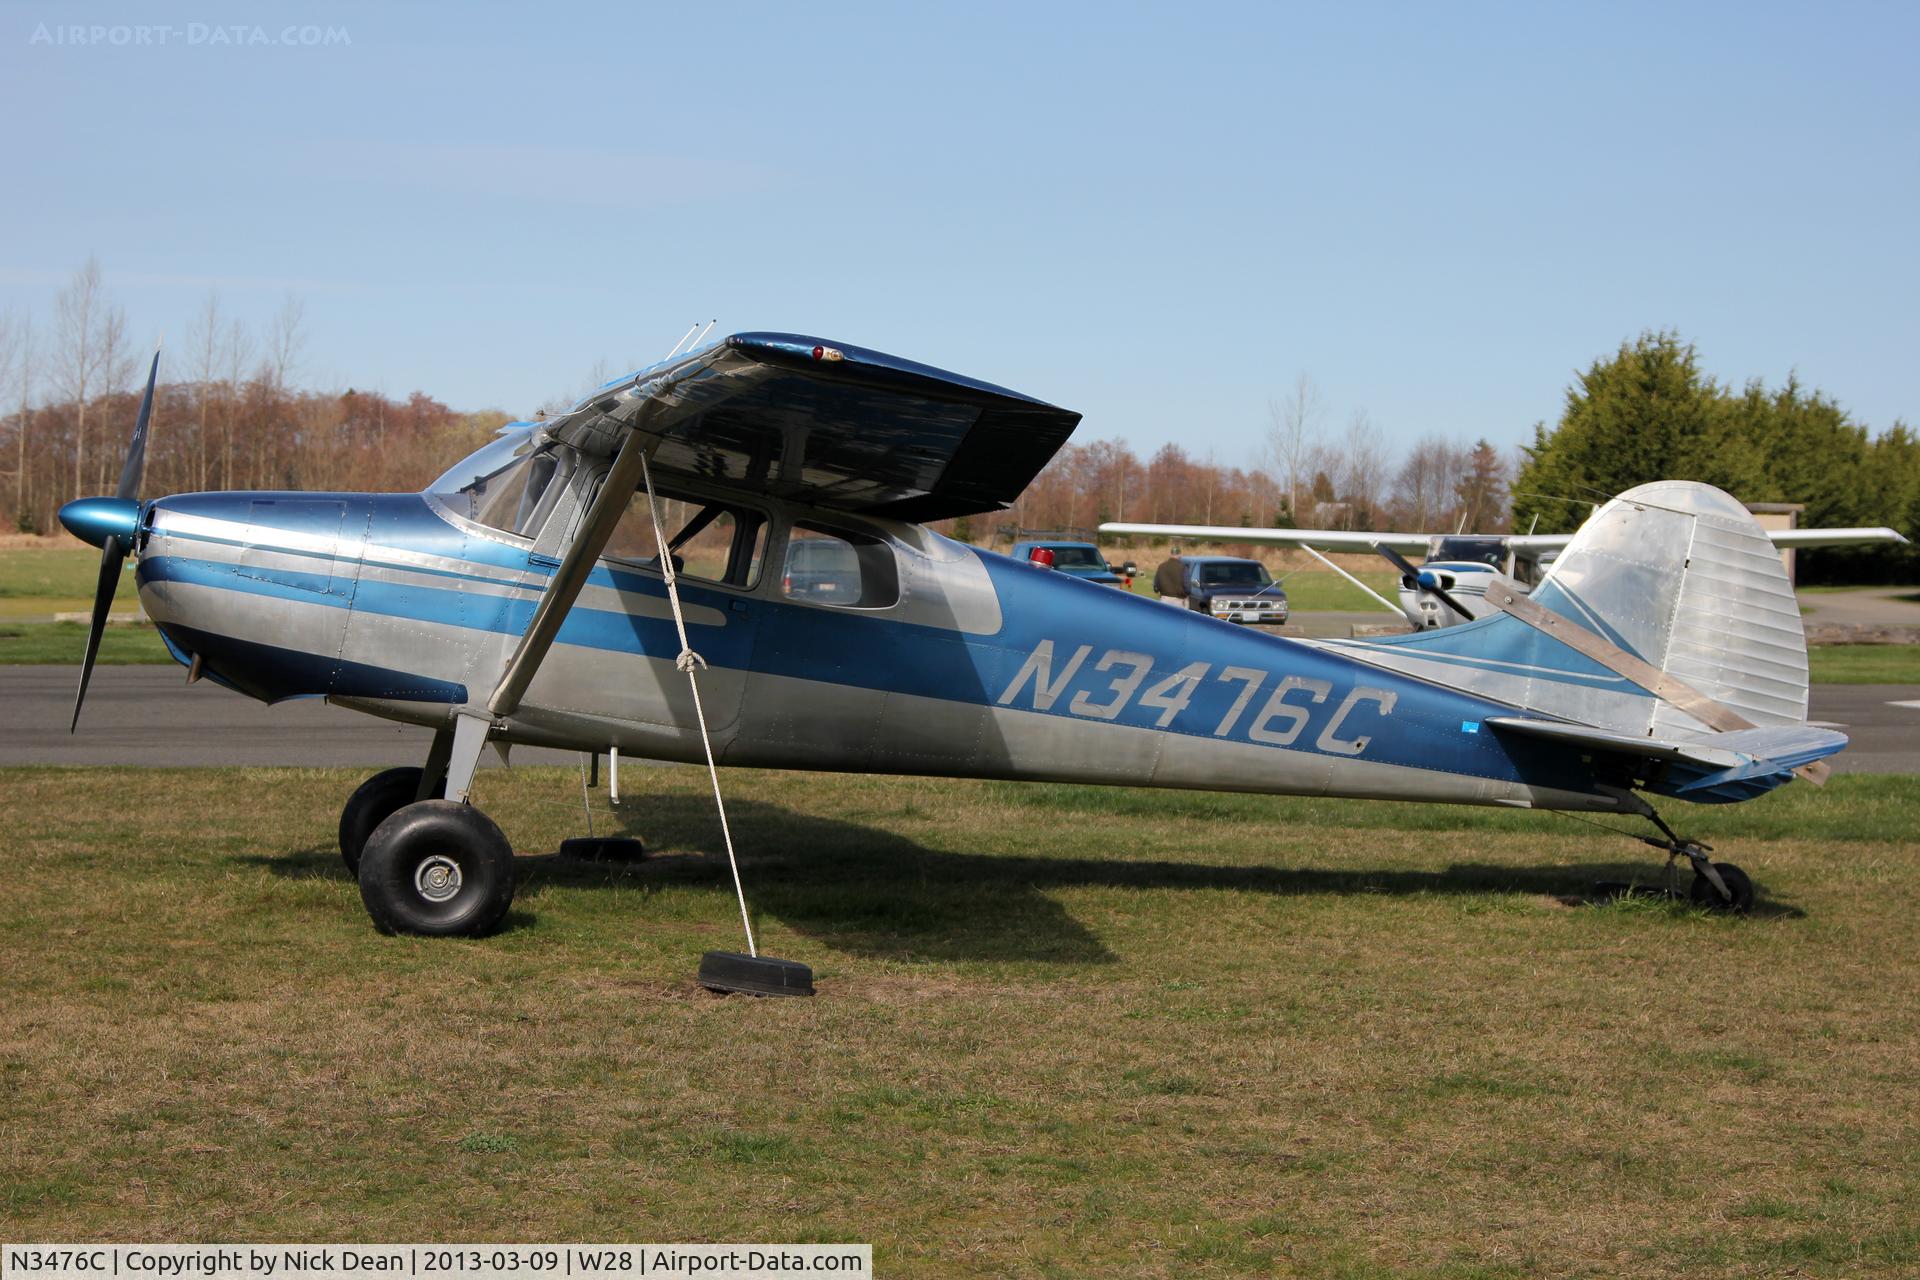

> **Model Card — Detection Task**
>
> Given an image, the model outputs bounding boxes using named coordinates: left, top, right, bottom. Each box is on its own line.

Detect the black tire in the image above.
left=1689, top=862, right=1755, bottom=914
left=357, top=800, right=515, bottom=937
left=339, top=766, right=438, bottom=875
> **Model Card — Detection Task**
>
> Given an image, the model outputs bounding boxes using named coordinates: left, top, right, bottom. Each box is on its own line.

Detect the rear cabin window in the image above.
left=781, top=524, right=899, bottom=609
left=605, top=489, right=766, bottom=588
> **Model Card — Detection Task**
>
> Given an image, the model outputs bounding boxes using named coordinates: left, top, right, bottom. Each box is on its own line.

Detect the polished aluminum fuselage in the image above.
left=133, top=475, right=1628, bottom=814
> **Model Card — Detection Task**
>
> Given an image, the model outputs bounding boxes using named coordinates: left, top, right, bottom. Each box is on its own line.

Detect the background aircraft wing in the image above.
left=1766, top=526, right=1909, bottom=548
left=542, top=332, right=1081, bottom=522
left=1097, top=522, right=1433, bottom=553
left=1100, top=524, right=1907, bottom=555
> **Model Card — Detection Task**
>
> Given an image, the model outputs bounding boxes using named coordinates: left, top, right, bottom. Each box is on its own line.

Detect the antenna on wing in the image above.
left=663, top=321, right=701, bottom=360
left=661, top=319, right=718, bottom=362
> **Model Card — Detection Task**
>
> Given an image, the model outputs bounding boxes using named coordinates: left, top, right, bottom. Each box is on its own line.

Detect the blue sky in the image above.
left=3, top=0, right=1914, bottom=466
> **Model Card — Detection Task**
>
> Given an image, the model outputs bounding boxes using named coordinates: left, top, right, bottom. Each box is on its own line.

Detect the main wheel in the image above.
left=339, top=766, right=441, bottom=875
left=357, top=800, right=515, bottom=937
left=1688, top=862, right=1755, bottom=914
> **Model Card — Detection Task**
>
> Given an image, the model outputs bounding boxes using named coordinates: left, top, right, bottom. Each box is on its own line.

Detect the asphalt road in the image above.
left=2, top=665, right=1914, bottom=774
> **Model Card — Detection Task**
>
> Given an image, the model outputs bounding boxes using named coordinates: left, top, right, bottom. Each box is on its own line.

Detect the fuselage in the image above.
left=131, top=478, right=1627, bottom=814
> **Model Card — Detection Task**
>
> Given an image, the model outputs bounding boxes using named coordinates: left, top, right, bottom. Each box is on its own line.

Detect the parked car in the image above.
left=1182, top=556, right=1289, bottom=625
left=782, top=536, right=862, bottom=601
left=1010, top=540, right=1134, bottom=586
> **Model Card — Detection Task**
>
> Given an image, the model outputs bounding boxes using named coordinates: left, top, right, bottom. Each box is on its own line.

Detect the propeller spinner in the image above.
left=57, top=346, right=160, bottom=731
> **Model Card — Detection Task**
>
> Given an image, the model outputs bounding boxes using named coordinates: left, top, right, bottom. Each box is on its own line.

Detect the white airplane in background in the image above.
left=1099, top=519, right=1909, bottom=630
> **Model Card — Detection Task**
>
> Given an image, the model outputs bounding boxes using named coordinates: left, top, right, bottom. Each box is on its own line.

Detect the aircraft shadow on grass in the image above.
left=244, top=794, right=1802, bottom=963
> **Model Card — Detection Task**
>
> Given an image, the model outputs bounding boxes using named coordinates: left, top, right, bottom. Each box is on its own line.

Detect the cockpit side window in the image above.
left=605, top=485, right=767, bottom=589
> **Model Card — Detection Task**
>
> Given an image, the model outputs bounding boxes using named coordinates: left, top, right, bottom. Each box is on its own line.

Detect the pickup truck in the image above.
left=1182, top=555, right=1290, bottom=625
left=1010, top=540, right=1133, bottom=587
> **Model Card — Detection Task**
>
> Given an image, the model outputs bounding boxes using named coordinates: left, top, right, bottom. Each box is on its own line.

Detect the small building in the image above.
left=1745, top=501, right=1804, bottom=582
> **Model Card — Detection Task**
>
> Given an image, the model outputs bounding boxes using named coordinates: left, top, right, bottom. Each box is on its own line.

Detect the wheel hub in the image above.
left=414, top=854, right=463, bottom=903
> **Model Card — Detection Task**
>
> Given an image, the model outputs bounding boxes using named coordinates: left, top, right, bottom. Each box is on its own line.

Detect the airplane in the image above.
left=60, top=333, right=1855, bottom=995
left=1098, top=520, right=1909, bottom=630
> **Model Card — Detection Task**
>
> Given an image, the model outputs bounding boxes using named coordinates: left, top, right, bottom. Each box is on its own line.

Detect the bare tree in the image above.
left=1340, top=410, right=1391, bottom=530
left=190, top=290, right=223, bottom=492
left=53, top=257, right=126, bottom=503
left=0, top=313, right=22, bottom=523
left=1393, top=435, right=1469, bottom=530
left=1265, top=373, right=1322, bottom=524
left=93, top=307, right=134, bottom=494
left=222, top=315, right=253, bottom=490
left=265, top=293, right=307, bottom=392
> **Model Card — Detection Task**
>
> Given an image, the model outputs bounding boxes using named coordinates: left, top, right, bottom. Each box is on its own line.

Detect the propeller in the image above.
left=1372, top=542, right=1475, bottom=622
left=58, top=345, right=160, bottom=731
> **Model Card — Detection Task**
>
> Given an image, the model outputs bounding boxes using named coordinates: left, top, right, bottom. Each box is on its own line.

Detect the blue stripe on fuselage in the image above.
left=145, top=494, right=1593, bottom=791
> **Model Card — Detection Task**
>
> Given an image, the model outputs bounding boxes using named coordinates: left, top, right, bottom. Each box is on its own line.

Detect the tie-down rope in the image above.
left=639, top=452, right=758, bottom=958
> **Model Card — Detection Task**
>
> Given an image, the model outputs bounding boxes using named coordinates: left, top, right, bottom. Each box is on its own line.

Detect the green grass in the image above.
left=0, top=545, right=109, bottom=618
left=1805, top=644, right=1920, bottom=684
left=0, top=620, right=172, bottom=664
left=1272, top=569, right=1402, bottom=611
left=2, top=765, right=1918, bottom=1276
left=1124, top=566, right=1402, bottom=611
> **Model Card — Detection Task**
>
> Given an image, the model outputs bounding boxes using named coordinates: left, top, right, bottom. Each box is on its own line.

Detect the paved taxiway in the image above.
left=2, top=665, right=1914, bottom=774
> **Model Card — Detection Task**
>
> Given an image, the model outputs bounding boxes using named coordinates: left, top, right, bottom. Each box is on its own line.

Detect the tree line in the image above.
left=0, top=258, right=505, bottom=536
left=1514, top=332, right=1917, bottom=582
left=1, top=263, right=1910, bottom=584
left=982, top=379, right=1511, bottom=546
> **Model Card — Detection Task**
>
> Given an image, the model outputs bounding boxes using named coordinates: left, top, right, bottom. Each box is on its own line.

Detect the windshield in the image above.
left=429, top=426, right=558, bottom=535
left=1044, top=545, right=1104, bottom=568
left=1198, top=562, right=1271, bottom=587
left=1430, top=536, right=1507, bottom=567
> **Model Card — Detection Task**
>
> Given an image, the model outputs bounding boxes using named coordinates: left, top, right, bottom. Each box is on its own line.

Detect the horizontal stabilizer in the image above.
left=1489, top=717, right=1848, bottom=803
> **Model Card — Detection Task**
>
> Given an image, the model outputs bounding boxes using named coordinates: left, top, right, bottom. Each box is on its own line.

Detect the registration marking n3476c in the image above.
left=998, top=640, right=1394, bottom=753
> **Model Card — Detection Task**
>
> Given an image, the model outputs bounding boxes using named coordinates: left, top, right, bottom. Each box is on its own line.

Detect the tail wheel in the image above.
left=339, top=766, right=439, bottom=875
left=357, top=800, right=515, bottom=937
left=1688, top=862, right=1755, bottom=914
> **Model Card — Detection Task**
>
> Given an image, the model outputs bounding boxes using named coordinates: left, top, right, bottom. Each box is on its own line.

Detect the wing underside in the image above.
left=544, top=333, right=1081, bottom=522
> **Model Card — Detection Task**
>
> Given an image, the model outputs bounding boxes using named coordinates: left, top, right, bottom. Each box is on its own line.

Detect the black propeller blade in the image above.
left=66, top=346, right=160, bottom=731
left=1372, top=542, right=1476, bottom=622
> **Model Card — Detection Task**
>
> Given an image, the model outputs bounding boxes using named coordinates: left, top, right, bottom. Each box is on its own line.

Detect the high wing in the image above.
left=543, top=332, right=1080, bottom=522
left=1097, top=522, right=1907, bottom=554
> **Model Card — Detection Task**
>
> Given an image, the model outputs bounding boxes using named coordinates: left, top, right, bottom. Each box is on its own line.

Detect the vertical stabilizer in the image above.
left=1328, top=482, right=1811, bottom=738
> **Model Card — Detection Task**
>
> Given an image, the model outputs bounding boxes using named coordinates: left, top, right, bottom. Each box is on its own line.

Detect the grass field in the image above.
left=3, top=766, right=1917, bottom=1275
left=1804, top=644, right=1920, bottom=684
left=0, top=544, right=103, bottom=619
left=0, top=620, right=171, bottom=663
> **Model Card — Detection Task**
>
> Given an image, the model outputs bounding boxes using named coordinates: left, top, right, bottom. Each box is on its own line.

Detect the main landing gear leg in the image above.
left=1638, top=808, right=1754, bottom=914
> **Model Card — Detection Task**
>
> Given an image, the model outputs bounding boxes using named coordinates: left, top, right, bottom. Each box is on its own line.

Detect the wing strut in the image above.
left=488, top=426, right=652, bottom=719
left=438, top=405, right=657, bottom=805
left=1295, top=543, right=1402, bottom=615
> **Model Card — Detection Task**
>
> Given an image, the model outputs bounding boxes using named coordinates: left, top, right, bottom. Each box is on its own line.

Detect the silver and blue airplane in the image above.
left=61, top=334, right=1849, bottom=955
